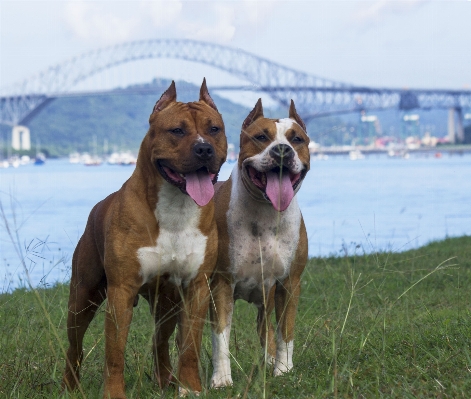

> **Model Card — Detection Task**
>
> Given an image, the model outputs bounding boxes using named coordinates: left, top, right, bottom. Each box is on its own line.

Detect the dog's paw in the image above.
left=155, top=371, right=174, bottom=389
left=210, top=373, right=233, bottom=389
left=178, top=387, right=200, bottom=397
left=273, top=362, right=293, bottom=377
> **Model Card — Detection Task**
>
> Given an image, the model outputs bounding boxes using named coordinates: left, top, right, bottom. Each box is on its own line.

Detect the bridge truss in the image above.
left=1, top=38, right=471, bottom=130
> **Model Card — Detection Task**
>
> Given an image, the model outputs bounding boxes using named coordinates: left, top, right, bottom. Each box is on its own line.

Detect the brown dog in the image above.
left=209, top=99, right=310, bottom=387
left=62, top=80, right=227, bottom=398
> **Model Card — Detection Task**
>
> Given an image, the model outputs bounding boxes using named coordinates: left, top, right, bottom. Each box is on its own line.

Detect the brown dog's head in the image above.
left=238, top=99, right=310, bottom=212
left=144, top=79, right=227, bottom=206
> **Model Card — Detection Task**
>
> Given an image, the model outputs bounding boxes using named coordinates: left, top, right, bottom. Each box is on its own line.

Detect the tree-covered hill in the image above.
left=16, top=79, right=253, bottom=157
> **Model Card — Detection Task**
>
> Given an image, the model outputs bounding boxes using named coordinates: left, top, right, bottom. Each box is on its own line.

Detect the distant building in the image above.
left=12, top=126, right=31, bottom=151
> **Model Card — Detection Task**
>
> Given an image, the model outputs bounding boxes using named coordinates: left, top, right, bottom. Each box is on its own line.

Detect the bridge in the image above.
left=1, top=38, right=470, bottom=144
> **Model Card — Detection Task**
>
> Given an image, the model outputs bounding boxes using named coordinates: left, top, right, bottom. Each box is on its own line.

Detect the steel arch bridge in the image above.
left=1, top=38, right=471, bottom=127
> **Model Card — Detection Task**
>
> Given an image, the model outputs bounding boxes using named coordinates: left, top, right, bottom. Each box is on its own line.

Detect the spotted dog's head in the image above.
left=238, top=99, right=310, bottom=212
left=143, top=79, right=227, bottom=206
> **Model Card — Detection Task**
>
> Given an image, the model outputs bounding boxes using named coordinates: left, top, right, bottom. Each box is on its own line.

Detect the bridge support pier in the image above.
left=11, top=126, right=31, bottom=151
left=448, top=107, right=464, bottom=144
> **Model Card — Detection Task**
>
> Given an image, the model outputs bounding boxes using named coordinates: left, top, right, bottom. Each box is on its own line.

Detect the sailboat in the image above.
left=84, top=135, right=102, bottom=166
left=34, top=139, right=46, bottom=165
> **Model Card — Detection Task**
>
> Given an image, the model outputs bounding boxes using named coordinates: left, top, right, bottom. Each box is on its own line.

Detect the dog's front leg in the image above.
left=274, top=275, right=301, bottom=376
left=177, top=273, right=211, bottom=395
left=152, top=285, right=180, bottom=389
left=209, top=272, right=234, bottom=388
left=103, top=284, right=137, bottom=399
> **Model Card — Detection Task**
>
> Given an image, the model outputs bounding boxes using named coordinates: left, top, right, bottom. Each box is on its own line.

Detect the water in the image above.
left=1, top=153, right=470, bottom=290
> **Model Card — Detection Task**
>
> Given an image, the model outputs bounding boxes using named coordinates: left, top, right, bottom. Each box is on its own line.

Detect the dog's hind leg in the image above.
left=62, top=238, right=106, bottom=392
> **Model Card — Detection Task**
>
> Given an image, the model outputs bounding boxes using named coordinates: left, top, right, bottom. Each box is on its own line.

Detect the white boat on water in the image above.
left=312, top=153, right=329, bottom=161
left=84, top=156, right=102, bottom=166
left=349, top=149, right=365, bottom=161
left=388, top=149, right=409, bottom=159
left=69, top=151, right=136, bottom=166
left=78, top=152, right=102, bottom=166
left=0, top=156, right=31, bottom=168
left=8, top=155, right=21, bottom=168
left=107, top=151, right=137, bottom=165
left=69, top=152, right=81, bottom=164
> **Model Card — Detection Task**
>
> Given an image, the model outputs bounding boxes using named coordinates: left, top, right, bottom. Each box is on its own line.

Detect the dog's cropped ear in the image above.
left=152, top=81, right=177, bottom=115
left=199, top=78, right=218, bottom=111
left=242, top=98, right=264, bottom=131
left=289, top=100, right=307, bottom=132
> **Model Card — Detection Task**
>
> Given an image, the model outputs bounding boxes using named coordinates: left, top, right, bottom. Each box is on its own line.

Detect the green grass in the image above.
left=1, top=236, right=470, bottom=398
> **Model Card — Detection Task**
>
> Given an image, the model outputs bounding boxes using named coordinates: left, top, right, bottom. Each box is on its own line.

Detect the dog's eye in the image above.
left=255, top=134, right=268, bottom=142
left=292, top=136, right=304, bottom=144
left=210, top=126, right=220, bottom=134
left=170, top=128, right=184, bottom=135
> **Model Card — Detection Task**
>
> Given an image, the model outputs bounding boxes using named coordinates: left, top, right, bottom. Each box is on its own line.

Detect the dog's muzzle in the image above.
left=244, top=160, right=306, bottom=212
left=157, top=161, right=219, bottom=207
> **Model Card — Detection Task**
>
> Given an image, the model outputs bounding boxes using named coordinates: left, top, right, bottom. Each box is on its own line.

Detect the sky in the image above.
left=0, top=0, right=470, bottom=105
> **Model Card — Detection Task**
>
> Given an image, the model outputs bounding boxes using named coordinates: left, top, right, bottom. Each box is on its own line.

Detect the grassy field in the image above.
left=1, top=236, right=470, bottom=398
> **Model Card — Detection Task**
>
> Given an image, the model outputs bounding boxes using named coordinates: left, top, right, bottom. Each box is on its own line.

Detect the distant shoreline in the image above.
left=310, top=143, right=471, bottom=156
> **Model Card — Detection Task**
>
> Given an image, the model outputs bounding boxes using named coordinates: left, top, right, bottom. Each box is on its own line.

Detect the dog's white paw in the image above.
left=178, top=387, right=200, bottom=397
left=210, top=373, right=233, bottom=389
left=274, top=336, right=294, bottom=376
left=273, top=362, right=293, bottom=377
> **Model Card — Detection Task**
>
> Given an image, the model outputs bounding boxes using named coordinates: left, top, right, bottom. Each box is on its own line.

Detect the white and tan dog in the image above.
left=209, top=99, right=310, bottom=387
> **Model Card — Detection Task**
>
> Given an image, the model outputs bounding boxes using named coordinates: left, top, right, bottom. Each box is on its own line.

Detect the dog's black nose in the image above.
left=269, top=144, right=294, bottom=161
left=194, top=142, right=214, bottom=160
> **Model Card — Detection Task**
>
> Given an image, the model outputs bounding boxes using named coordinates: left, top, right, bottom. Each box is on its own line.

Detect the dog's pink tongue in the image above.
left=185, top=169, right=214, bottom=207
left=265, top=170, right=294, bottom=212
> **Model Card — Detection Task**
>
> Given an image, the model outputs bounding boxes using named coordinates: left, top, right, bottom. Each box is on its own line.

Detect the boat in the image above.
left=313, top=153, right=329, bottom=161
left=34, top=139, right=46, bottom=165
left=69, top=152, right=81, bottom=164
left=34, top=153, right=46, bottom=165
left=84, top=135, right=103, bottom=166
left=9, top=155, right=20, bottom=168
left=84, top=156, right=102, bottom=166
left=349, top=149, right=365, bottom=161
left=107, top=151, right=137, bottom=166
left=388, top=149, right=409, bottom=159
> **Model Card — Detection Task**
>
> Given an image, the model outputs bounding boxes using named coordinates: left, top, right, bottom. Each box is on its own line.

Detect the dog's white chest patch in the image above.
left=137, top=182, right=207, bottom=287
left=227, top=167, right=301, bottom=304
